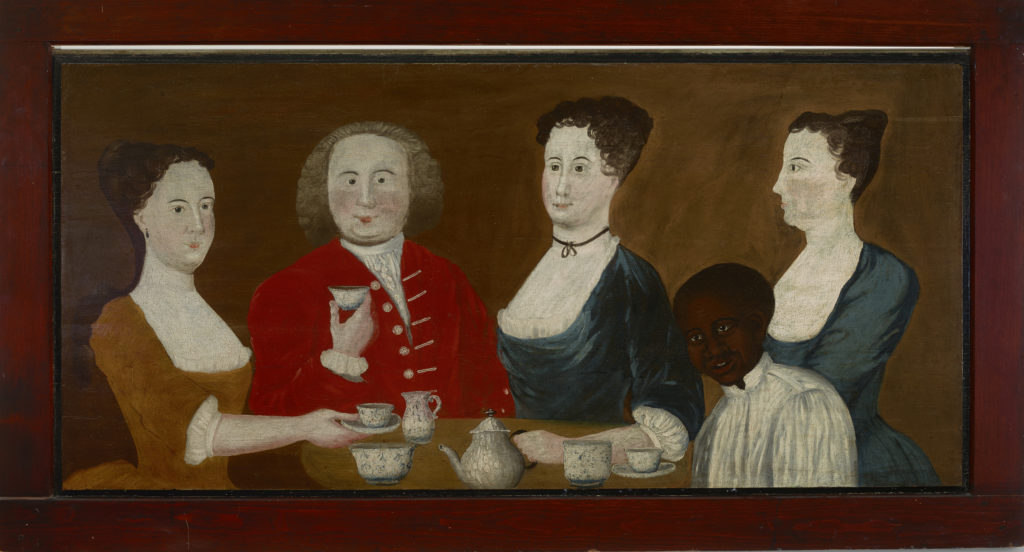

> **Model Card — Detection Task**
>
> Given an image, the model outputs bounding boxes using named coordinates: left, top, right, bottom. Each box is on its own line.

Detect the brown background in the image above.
left=58, top=59, right=965, bottom=486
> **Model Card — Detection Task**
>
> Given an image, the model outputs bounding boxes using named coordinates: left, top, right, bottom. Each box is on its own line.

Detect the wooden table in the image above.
left=229, top=418, right=693, bottom=490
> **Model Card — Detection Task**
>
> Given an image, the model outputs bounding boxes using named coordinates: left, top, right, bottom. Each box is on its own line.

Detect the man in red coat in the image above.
left=247, top=121, right=513, bottom=418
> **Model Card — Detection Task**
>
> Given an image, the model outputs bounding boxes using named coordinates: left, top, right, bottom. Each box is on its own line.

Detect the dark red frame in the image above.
left=2, top=1, right=1021, bottom=550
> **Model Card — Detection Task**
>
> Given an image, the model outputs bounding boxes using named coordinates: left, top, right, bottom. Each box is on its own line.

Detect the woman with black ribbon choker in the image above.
left=497, top=97, right=705, bottom=467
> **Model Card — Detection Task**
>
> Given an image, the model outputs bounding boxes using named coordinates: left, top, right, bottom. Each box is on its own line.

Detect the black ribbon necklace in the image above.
left=553, top=227, right=610, bottom=258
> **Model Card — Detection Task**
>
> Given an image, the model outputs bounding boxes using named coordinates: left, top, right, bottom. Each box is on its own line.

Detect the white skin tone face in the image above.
left=133, top=160, right=215, bottom=274
left=772, top=130, right=855, bottom=233
left=327, top=134, right=412, bottom=246
left=542, top=126, right=620, bottom=239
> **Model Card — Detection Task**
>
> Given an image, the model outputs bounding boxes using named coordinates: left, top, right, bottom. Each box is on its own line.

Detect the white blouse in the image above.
left=499, top=233, right=619, bottom=339
left=131, top=269, right=251, bottom=374
left=769, top=236, right=863, bottom=342
left=130, top=254, right=251, bottom=465
left=498, top=232, right=689, bottom=460
left=691, top=353, right=857, bottom=488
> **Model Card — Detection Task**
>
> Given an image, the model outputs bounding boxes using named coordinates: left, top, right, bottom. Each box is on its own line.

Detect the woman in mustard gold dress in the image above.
left=64, top=141, right=366, bottom=490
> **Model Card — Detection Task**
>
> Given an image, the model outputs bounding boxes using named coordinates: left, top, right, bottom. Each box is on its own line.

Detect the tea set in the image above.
left=346, top=391, right=531, bottom=489
left=325, top=283, right=676, bottom=488
left=328, top=282, right=673, bottom=487
left=344, top=390, right=442, bottom=485
left=340, top=391, right=676, bottom=488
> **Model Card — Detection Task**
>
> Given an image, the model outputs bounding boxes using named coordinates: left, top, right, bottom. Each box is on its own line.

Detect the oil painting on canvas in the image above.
left=56, top=51, right=965, bottom=492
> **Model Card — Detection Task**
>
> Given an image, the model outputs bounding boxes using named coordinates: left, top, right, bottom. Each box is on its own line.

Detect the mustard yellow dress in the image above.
left=64, top=296, right=252, bottom=490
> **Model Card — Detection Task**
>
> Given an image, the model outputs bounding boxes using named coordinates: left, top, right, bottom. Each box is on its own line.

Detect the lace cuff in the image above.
left=320, top=349, right=369, bottom=378
left=632, top=405, right=689, bottom=462
left=184, top=395, right=222, bottom=466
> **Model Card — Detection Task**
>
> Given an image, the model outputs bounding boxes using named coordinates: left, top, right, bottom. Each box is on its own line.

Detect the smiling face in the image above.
left=681, top=292, right=767, bottom=389
left=541, top=125, right=620, bottom=232
left=771, top=130, right=855, bottom=231
left=327, top=134, right=412, bottom=246
left=132, top=160, right=215, bottom=274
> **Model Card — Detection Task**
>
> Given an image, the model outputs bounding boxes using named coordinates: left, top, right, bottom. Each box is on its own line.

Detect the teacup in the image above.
left=562, top=439, right=612, bottom=488
left=350, top=442, right=415, bottom=485
left=356, top=403, right=394, bottom=428
left=328, top=285, right=370, bottom=311
left=625, top=447, right=663, bottom=473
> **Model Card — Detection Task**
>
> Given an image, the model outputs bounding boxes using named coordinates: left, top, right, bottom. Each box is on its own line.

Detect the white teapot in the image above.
left=438, top=410, right=527, bottom=489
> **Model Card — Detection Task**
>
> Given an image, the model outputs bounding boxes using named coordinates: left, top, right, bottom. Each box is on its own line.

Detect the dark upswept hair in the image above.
left=97, top=140, right=214, bottom=289
left=672, top=263, right=775, bottom=326
left=295, top=121, right=444, bottom=247
left=535, top=96, right=654, bottom=183
left=788, top=109, right=888, bottom=203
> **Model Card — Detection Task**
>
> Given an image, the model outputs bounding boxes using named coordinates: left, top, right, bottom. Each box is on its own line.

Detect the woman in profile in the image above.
left=766, top=110, right=940, bottom=487
left=499, top=97, right=705, bottom=465
left=65, top=141, right=364, bottom=490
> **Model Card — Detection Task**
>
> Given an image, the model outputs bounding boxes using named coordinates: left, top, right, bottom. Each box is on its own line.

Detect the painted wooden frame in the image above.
left=1, top=1, right=1021, bottom=549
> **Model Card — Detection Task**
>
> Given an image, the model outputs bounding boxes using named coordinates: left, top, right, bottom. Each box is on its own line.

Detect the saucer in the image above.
left=611, top=462, right=676, bottom=479
left=341, top=413, right=401, bottom=434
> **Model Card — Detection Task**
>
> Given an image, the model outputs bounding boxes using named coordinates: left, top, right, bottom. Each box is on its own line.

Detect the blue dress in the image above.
left=497, top=246, right=705, bottom=439
left=764, top=243, right=940, bottom=487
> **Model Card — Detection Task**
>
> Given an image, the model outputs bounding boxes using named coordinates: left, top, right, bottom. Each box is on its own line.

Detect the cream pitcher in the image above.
left=401, top=390, right=442, bottom=444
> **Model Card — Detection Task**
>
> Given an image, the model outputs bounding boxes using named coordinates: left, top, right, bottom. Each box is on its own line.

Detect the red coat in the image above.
left=247, top=239, right=514, bottom=418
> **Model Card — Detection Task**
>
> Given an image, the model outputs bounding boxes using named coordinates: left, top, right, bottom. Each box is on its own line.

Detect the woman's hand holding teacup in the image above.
left=328, top=297, right=376, bottom=358
left=301, top=409, right=369, bottom=448
left=512, top=429, right=567, bottom=464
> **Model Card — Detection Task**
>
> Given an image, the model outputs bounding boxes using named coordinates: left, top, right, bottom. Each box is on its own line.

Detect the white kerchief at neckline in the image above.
left=721, top=352, right=771, bottom=398
left=499, top=233, right=619, bottom=339
left=339, top=233, right=405, bottom=257
left=130, top=254, right=250, bottom=373
left=768, top=232, right=863, bottom=342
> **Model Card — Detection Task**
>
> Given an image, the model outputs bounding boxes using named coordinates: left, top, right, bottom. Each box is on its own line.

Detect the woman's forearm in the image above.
left=580, top=425, right=655, bottom=464
left=515, top=425, right=659, bottom=465
left=210, top=413, right=309, bottom=457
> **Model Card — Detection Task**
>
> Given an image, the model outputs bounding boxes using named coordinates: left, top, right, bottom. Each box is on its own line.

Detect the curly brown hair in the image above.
left=535, top=96, right=654, bottom=183
left=788, top=110, right=888, bottom=203
left=296, top=121, right=444, bottom=246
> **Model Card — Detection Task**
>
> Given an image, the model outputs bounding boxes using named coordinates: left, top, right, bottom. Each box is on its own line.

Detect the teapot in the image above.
left=438, top=410, right=527, bottom=489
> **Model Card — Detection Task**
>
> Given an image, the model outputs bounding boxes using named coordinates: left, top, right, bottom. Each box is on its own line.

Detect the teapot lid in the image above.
left=470, top=409, right=511, bottom=434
